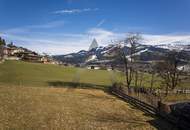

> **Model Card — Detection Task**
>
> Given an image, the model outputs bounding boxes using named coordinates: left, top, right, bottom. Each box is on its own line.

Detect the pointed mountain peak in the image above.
left=89, top=38, right=98, bottom=50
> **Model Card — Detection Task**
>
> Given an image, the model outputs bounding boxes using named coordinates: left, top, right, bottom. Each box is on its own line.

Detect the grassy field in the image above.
left=0, top=60, right=187, bottom=129
left=0, top=85, right=174, bottom=130
left=0, top=60, right=119, bottom=88
left=0, top=60, right=189, bottom=89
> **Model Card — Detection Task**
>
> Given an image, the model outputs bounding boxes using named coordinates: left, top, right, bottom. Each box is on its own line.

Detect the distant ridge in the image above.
left=54, top=40, right=190, bottom=65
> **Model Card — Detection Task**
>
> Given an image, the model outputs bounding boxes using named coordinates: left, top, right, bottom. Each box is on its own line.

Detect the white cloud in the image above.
left=1, top=27, right=125, bottom=55
left=142, top=34, right=190, bottom=45
left=96, top=19, right=106, bottom=27
left=1, top=32, right=89, bottom=55
left=2, top=27, right=190, bottom=55
left=4, top=20, right=65, bottom=34
left=53, top=8, right=99, bottom=14
left=88, top=28, right=126, bottom=44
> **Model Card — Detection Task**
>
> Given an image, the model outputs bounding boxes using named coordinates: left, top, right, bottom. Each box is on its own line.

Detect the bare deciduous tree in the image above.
left=156, top=51, right=182, bottom=96
left=148, top=63, right=156, bottom=91
left=134, top=71, right=138, bottom=87
left=0, top=37, right=6, bottom=60
left=139, top=72, right=144, bottom=87
left=119, top=33, right=142, bottom=90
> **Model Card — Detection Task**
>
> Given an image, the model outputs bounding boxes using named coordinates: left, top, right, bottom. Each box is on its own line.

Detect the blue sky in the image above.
left=0, top=0, right=190, bottom=54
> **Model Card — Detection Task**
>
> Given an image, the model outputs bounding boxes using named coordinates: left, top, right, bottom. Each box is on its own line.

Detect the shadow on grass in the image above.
left=47, top=80, right=177, bottom=130
left=47, top=81, right=110, bottom=92
left=110, top=95, right=178, bottom=129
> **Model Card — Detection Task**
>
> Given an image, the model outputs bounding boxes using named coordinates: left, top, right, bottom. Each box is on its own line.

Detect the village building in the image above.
left=3, top=47, right=21, bottom=60
left=85, top=58, right=116, bottom=70
left=22, top=52, right=42, bottom=62
left=0, top=43, right=60, bottom=65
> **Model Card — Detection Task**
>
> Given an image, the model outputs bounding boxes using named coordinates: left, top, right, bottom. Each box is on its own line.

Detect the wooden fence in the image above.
left=112, top=85, right=160, bottom=108
left=110, top=85, right=190, bottom=130
left=111, top=87, right=157, bottom=114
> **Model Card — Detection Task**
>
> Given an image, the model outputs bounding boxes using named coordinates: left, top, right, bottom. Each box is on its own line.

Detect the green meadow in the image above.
left=0, top=60, right=189, bottom=89
left=0, top=60, right=117, bottom=88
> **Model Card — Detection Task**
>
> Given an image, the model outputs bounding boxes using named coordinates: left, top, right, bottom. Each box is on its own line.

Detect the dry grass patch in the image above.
left=0, top=86, right=173, bottom=130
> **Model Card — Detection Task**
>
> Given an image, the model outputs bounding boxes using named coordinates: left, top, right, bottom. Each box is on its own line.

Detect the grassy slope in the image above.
left=0, top=61, right=182, bottom=129
left=0, top=86, right=173, bottom=130
left=0, top=60, right=189, bottom=89
left=0, top=60, right=121, bottom=88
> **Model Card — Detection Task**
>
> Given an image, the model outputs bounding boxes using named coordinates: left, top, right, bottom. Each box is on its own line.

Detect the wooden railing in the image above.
left=110, top=85, right=190, bottom=130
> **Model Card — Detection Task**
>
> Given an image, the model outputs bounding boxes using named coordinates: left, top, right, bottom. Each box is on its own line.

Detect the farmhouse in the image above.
left=21, top=52, right=42, bottom=62
left=5, top=44, right=25, bottom=56
left=41, top=56, right=59, bottom=64
left=178, top=64, right=190, bottom=73
left=1, top=43, right=59, bottom=64
left=3, top=46, right=23, bottom=60
left=86, top=62, right=114, bottom=70
left=87, top=65, right=101, bottom=70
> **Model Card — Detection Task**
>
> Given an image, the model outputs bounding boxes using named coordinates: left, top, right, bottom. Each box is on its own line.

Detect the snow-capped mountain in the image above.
left=142, top=34, right=190, bottom=51
left=53, top=36, right=190, bottom=64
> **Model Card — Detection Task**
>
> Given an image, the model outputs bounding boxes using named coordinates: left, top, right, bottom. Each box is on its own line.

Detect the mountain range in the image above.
left=53, top=36, right=190, bottom=65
